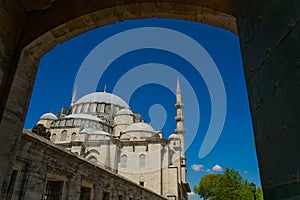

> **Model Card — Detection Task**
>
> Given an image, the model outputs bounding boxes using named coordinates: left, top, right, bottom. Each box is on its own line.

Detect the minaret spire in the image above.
left=175, top=77, right=187, bottom=183
left=176, top=76, right=181, bottom=94
left=175, top=77, right=185, bottom=135
left=71, top=86, right=77, bottom=106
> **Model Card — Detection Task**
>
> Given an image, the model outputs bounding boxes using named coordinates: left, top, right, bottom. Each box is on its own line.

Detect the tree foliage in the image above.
left=32, top=124, right=51, bottom=140
left=194, top=167, right=263, bottom=200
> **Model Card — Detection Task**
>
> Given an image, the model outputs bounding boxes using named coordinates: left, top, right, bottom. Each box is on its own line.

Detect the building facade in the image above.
left=37, top=79, right=190, bottom=199
left=9, top=130, right=167, bottom=200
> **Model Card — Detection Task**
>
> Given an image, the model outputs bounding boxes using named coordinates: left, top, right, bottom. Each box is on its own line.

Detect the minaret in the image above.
left=71, top=86, right=77, bottom=106
left=175, top=77, right=186, bottom=153
left=175, top=77, right=187, bottom=183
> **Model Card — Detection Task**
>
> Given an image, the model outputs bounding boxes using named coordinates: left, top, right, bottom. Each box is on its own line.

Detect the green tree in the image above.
left=194, top=174, right=220, bottom=200
left=32, top=124, right=51, bottom=140
left=194, top=167, right=264, bottom=200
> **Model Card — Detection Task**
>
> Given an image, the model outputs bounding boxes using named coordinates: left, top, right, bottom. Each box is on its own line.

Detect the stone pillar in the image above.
left=68, top=173, right=82, bottom=200
left=94, top=179, right=104, bottom=200
left=235, top=0, right=300, bottom=199
left=0, top=2, right=27, bottom=198
left=23, top=162, right=47, bottom=200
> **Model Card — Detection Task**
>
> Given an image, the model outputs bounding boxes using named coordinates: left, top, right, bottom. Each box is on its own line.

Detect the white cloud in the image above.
left=188, top=192, right=195, bottom=197
left=191, top=164, right=204, bottom=172
left=206, top=169, right=211, bottom=173
left=212, top=164, right=223, bottom=172
left=243, top=170, right=249, bottom=174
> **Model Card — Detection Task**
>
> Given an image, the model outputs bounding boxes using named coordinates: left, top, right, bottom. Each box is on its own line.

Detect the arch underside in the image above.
left=23, top=1, right=236, bottom=58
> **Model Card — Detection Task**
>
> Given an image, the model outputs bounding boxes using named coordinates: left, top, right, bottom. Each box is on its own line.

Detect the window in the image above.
left=51, top=133, right=57, bottom=142
left=115, top=106, right=119, bottom=113
left=82, top=103, right=89, bottom=113
left=44, top=180, right=64, bottom=200
left=89, top=121, right=96, bottom=128
left=105, top=104, right=111, bottom=113
left=72, top=106, right=77, bottom=114
left=120, top=155, right=127, bottom=168
left=74, top=119, right=81, bottom=126
left=139, top=154, right=145, bottom=168
left=71, top=133, right=76, bottom=141
left=66, top=119, right=74, bottom=126
left=97, top=103, right=105, bottom=113
left=60, top=130, right=67, bottom=142
left=133, top=146, right=135, bottom=152
left=80, top=187, right=91, bottom=200
left=103, top=192, right=110, bottom=200
left=139, top=181, right=144, bottom=187
left=89, top=103, right=97, bottom=113
left=59, top=120, right=66, bottom=127
left=54, top=120, right=60, bottom=127
left=96, top=123, right=101, bottom=130
left=77, top=104, right=83, bottom=113
left=103, top=126, right=108, bottom=132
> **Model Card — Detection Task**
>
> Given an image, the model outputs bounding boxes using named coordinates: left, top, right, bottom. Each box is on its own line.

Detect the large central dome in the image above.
left=75, top=92, right=129, bottom=108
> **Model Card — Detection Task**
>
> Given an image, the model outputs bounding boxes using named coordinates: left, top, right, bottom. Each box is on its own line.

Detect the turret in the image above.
left=71, top=86, right=77, bottom=107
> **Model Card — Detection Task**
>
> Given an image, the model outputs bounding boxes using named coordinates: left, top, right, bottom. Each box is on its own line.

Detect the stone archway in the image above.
left=0, top=1, right=299, bottom=199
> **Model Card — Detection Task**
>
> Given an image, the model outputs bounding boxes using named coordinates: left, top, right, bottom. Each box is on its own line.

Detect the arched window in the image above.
left=60, top=130, right=67, bottom=141
left=121, top=155, right=127, bottom=168
left=82, top=103, right=89, bottom=113
left=90, top=103, right=97, bottom=113
left=72, top=106, right=76, bottom=114
left=76, top=104, right=83, bottom=113
left=105, top=104, right=111, bottom=113
left=139, top=154, right=145, bottom=168
left=50, top=133, right=56, bottom=142
left=71, top=133, right=76, bottom=141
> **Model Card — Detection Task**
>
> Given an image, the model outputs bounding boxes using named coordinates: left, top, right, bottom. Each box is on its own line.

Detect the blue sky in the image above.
left=24, top=18, right=261, bottom=199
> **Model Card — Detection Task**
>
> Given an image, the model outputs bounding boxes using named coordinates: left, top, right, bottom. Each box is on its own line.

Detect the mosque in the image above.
left=37, top=79, right=190, bottom=199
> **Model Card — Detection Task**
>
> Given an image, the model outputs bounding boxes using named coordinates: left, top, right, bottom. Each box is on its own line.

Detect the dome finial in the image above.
left=104, top=84, right=107, bottom=93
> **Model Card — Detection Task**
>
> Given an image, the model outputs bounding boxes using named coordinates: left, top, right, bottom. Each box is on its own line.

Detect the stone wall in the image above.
left=7, top=130, right=166, bottom=200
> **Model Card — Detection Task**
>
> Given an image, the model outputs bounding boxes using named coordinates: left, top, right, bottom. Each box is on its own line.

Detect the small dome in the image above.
left=168, top=134, right=177, bottom=140
left=75, top=92, right=129, bottom=108
left=125, top=122, right=155, bottom=133
left=40, top=112, right=57, bottom=120
left=116, top=108, right=134, bottom=115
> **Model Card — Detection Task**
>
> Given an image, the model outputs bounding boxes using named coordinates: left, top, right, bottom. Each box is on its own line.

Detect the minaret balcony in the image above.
left=175, top=116, right=185, bottom=121
left=175, top=127, right=186, bottom=134
left=175, top=103, right=184, bottom=109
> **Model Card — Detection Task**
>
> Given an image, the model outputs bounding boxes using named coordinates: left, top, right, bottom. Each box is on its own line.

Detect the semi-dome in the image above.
left=116, top=108, right=134, bottom=115
left=40, top=112, right=58, bottom=120
left=75, top=92, right=129, bottom=108
left=125, top=122, right=155, bottom=133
